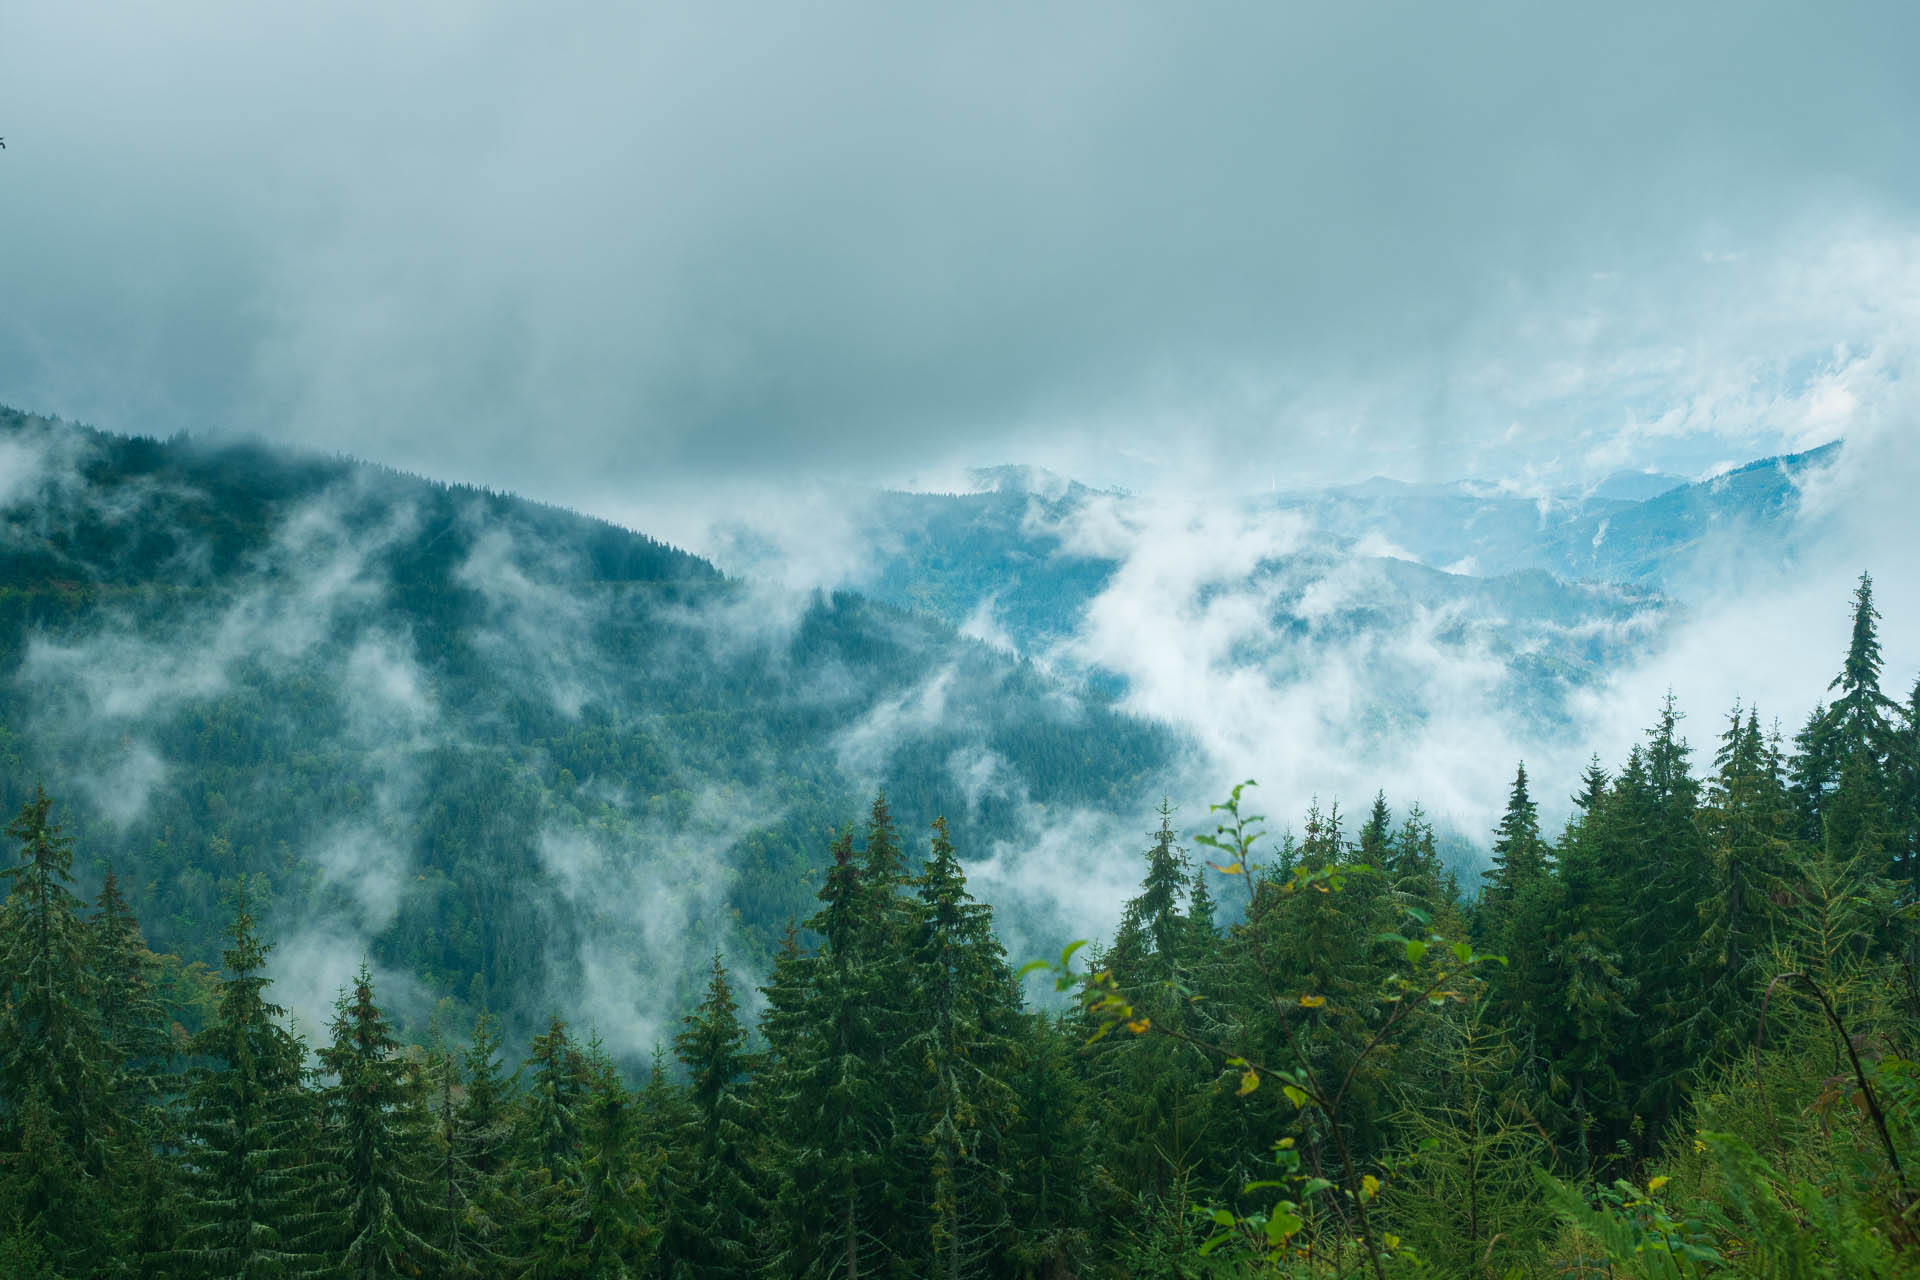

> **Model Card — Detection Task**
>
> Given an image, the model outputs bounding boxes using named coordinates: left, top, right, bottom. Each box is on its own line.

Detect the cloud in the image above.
left=535, top=785, right=768, bottom=1060
left=5, top=3, right=1920, bottom=502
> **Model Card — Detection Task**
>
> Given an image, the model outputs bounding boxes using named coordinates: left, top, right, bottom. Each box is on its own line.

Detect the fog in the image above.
left=3, top=2, right=1919, bottom=1043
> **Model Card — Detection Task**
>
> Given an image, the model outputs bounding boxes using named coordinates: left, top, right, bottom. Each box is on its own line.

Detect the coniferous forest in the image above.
left=2, top=572, right=1918, bottom=1277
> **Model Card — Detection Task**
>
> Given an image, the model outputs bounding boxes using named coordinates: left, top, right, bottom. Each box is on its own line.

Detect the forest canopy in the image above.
left=2, top=572, right=1918, bottom=1277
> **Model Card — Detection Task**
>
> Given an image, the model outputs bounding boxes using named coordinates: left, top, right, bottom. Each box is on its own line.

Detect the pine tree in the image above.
left=766, top=827, right=900, bottom=1279
left=1683, top=708, right=1799, bottom=1066
left=516, top=1017, right=592, bottom=1273
left=315, top=963, right=440, bottom=1279
left=1386, top=801, right=1445, bottom=908
left=1481, top=762, right=1548, bottom=921
left=905, top=818, right=1019, bottom=1279
left=1538, top=758, right=1635, bottom=1169
left=1001, top=1015, right=1095, bottom=1280
left=173, top=890, right=320, bottom=1279
left=1089, top=806, right=1220, bottom=1208
left=546, top=1041, right=651, bottom=1279
left=1619, top=697, right=1709, bottom=1139
left=664, top=956, right=765, bottom=1279
left=1357, top=791, right=1393, bottom=866
left=1105, top=802, right=1191, bottom=990
left=0, top=785, right=116, bottom=1272
left=1793, top=572, right=1900, bottom=845
left=89, top=868, right=177, bottom=1277
left=428, top=1013, right=515, bottom=1278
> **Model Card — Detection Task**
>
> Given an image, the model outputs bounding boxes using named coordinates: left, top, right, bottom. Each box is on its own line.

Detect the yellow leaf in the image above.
left=1126, top=1017, right=1151, bottom=1034
left=1237, top=1069, right=1259, bottom=1096
left=1648, top=1176, right=1670, bottom=1193
left=1299, top=994, right=1326, bottom=1009
left=1361, top=1174, right=1380, bottom=1201
left=1207, top=861, right=1245, bottom=875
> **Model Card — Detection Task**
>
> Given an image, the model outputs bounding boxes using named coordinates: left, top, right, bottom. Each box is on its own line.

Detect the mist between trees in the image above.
left=3, top=571, right=1919, bottom=1277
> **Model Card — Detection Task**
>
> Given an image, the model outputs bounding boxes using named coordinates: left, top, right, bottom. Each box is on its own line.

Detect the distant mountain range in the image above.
left=778, top=444, right=1838, bottom=664
left=0, top=404, right=1838, bottom=1053
left=0, top=407, right=1170, bottom=1055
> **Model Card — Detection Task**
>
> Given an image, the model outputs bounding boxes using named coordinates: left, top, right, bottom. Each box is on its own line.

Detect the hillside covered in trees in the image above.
left=0, top=407, right=1171, bottom=1052
left=3, top=570, right=1917, bottom=1276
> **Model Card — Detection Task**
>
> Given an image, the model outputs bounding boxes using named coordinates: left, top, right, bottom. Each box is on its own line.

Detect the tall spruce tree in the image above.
left=664, top=955, right=765, bottom=1279
left=1793, top=573, right=1900, bottom=845
left=1481, top=763, right=1549, bottom=921
left=0, top=786, right=116, bottom=1273
left=173, top=889, right=319, bottom=1279
left=315, top=963, right=440, bottom=1279
left=1683, top=709, right=1798, bottom=1066
left=905, top=818, right=1019, bottom=1279
left=1539, top=758, right=1635, bottom=1169
left=1001, top=1014, right=1095, bottom=1280
left=767, top=827, right=900, bottom=1279
left=89, top=868, right=177, bottom=1277
left=1620, top=697, right=1708, bottom=1138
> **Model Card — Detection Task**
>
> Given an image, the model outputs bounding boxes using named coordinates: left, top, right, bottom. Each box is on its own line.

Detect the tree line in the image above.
left=3, top=572, right=1920, bottom=1276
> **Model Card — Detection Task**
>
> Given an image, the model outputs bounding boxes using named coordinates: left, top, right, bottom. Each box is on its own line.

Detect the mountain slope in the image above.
left=0, top=408, right=1173, bottom=1055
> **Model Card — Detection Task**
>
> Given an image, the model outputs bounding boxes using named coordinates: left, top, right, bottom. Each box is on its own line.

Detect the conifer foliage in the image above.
left=2, top=574, right=1920, bottom=1277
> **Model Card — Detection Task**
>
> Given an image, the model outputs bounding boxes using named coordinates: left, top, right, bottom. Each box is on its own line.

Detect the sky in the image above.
left=5, top=1, right=1920, bottom=511
left=7, top=2, right=1920, bottom=1025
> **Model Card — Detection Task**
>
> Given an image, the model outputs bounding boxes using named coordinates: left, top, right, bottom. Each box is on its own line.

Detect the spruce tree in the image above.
left=1539, top=758, right=1634, bottom=1168
left=544, top=1041, right=651, bottom=1279
left=1002, top=1015, right=1095, bottom=1279
left=664, top=956, right=765, bottom=1279
left=0, top=785, right=115, bottom=1272
left=427, top=1013, right=515, bottom=1279
left=1089, top=806, right=1219, bottom=1208
left=1481, top=762, right=1548, bottom=921
left=1793, top=572, right=1900, bottom=845
left=1683, top=708, right=1798, bottom=1066
left=766, top=828, right=898, bottom=1279
left=1619, top=697, right=1709, bottom=1139
left=89, top=868, right=177, bottom=1277
left=905, top=818, right=1019, bottom=1279
left=173, top=890, right=319, bottom=1279
left=315, top=963, right=440, bottom=1279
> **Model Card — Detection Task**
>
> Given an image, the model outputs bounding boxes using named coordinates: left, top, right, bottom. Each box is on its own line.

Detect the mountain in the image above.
left=783, top=444, right=1837, bottom=686
left=1272, top=443, right=1837, bottom=585
left=0, top=407, right=1172, bottom=1055
left=749, top=478, right=1671, bottom=711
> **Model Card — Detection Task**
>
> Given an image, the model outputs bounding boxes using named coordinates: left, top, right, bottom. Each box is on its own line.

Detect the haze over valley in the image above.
left=4, top=5, right=1920, bottom=1275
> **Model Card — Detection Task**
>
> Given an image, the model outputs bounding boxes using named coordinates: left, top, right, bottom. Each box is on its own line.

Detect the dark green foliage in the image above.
left=4, top=571, right=1920, bottom=1278
left=0, top=409, right=1175, bottom=1064
left=660, top=956, right=764, bottom=1279
left=173, top=892, right=320, bottom=1278
left=0, top=786, right=117, bottom=1273
left=314, top=964, right=440, bottom=1278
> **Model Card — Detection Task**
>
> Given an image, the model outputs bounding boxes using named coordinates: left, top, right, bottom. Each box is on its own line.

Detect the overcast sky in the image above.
left=4, top=1, right=1919, bottom=510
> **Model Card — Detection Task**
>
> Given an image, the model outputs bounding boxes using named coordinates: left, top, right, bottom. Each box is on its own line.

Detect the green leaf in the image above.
left=1282, top=1084, right=1308, bottom=1108
left=1404, top=939, right=1428, bottom=965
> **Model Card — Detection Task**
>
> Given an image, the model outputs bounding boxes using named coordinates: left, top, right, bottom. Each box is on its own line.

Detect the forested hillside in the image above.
left=0, top=408, right=1171, bottom=1052
left=3, top=569, right=1918, bottom=1276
